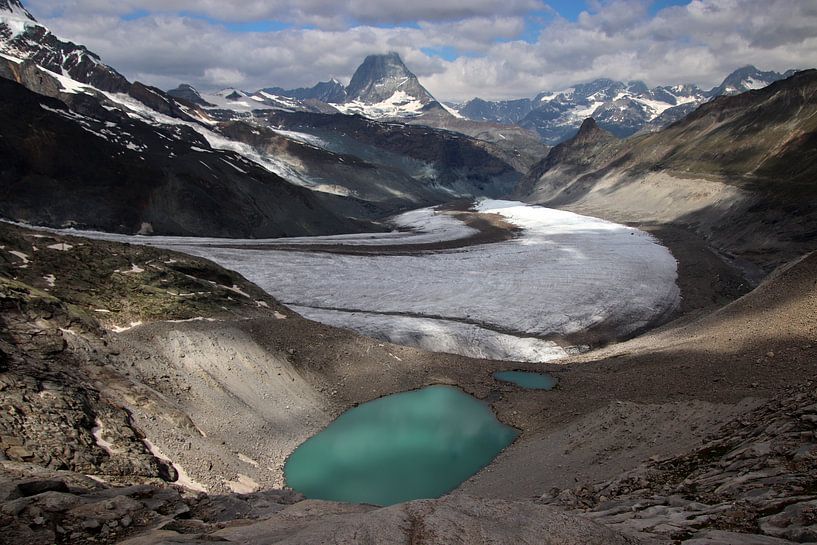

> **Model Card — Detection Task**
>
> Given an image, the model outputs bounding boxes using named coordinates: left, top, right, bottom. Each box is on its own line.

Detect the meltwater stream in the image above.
left=283, top=385, right=518, bottom=506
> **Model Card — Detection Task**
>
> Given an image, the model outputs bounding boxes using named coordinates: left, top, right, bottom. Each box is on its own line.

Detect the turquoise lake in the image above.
left=493, top=371, right=557, bottom=390
left=284, top=385, right=518, bottom=506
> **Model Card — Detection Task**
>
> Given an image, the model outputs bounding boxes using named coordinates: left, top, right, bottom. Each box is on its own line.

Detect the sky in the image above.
left=23, top=0, right=817, bottom=102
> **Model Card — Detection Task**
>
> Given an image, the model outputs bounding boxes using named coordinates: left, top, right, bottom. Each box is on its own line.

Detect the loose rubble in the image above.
left=540, top=380, right=817, bottom=544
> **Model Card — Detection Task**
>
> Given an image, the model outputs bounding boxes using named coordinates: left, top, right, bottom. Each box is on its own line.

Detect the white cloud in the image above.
left=27, top=0, right=548, bottom=25
left=24, top=0, right=817, bottom=101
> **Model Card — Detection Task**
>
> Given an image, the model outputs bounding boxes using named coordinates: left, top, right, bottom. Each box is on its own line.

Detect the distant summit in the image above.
left=453, top=65, right=800, bottom=144
left=167, top=83, right=215, bottom=107
left=708, top=65, right=797, bottom=96
left=345, top=52, right=435, bottom=105
left=174, top=52, right=443, bottom=120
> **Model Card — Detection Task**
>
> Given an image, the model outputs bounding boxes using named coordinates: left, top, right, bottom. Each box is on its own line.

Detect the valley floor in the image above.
left=1, top=200, right=816, bottom=544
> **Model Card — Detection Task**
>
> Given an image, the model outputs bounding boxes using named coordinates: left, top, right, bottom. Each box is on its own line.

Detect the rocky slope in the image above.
left=2, top=202, right=817, bottom=544
left=520, top=69, right=817, bottom=274
left=0, top=5, right=529, bottom=235
left=541, top=380, right=817, bottom=544
left=0, top=77, right=375, bottom=237
left=0, top=220, right=651, bottom=545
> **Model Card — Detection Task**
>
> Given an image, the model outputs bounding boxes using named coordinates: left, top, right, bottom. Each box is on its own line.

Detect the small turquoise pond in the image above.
left=493, top=371, right=557, bottom=390
left=284, top=385, right=518, bottom=506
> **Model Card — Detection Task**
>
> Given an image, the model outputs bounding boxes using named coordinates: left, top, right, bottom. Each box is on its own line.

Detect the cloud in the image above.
left=27, top=0, right=548, bottom=25
left=25, top=0, right=817, bottom=102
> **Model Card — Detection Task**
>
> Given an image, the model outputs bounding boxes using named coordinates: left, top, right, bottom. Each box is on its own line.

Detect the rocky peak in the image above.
left=345, top=52, right=435, bottom=105
left=167, top=83, right=214, bottom=107
left=710, top=65, right=792, bottom=97
left=573, top=117, right=604, bottom=141
left=0, top=0, right=35, bottom=21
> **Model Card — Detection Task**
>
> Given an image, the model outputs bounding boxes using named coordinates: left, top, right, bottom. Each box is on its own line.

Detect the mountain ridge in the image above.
left=454, top=65, right=799, bottom=144
left=521, top=68, right=817, bottom=272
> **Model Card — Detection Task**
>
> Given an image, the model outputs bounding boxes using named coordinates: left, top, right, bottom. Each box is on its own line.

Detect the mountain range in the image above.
left=519, top=68, right=817, bottom=273
left=166, top=50, right=796, bottom=146
left=168, top=51, right=450, bottom=121
left=453, top=65, right=798, bottom=144
left=0, top=0, right=521, bottom=236
left=3, top=1, right=817, bottom=544
left=0, top=0, right=811, bottom=241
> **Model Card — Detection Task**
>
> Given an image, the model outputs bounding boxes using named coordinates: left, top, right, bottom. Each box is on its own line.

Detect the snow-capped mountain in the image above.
left=183, top=53, right=446, bottom=120
left=262, top=78, right=348, bottom=104
left=458, top=98, right=533, bottom=124
left=0, top=0, right=131, bottom=92
left=0, top=2, right=522, bottom=236
left=709, top=65, right=797, bottom=97
left=454, top=66, right=796, bottom=144
left=456, top=79, right=706, bottom=144
left=333, top=52, right=442, bottom=118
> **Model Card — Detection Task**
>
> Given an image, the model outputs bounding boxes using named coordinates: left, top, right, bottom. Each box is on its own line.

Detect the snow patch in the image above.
left=110, top=321, right=143, bottom=333
left=47, top=242, right=73, bottom=251
left=237, top=453, right=260, bottom=467
left=119, top=264, right=144, bottom=274
left=8, top=250, right=29, bottom=263
left=226, top=474, right=259, bottom=495
left=333, top=90, right=427, bottom=119
left=92, top=418, right=121, bottom=455
left=143, top=439, right=208, bottom=493
left=271, top=128, right=329, bottom=148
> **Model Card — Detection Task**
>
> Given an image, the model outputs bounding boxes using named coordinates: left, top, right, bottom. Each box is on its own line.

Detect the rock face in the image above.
left=541, top=379, right=817, bottom=544
left=166, top=84, right=214, bottom=107
left=0, top=1, right=130, bottom=93
left=345, top=52, right=435, bottom=105
left=0, top=77, right=373, bottom=237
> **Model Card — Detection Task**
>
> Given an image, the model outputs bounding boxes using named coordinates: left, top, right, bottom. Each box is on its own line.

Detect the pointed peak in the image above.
left=358, top=51, right=409, bottom=71
left=735, top=64, right=759, bottom=73
left=577, top=117, right=599, bottom=134
left=346, top=52, right=435, bottom=105
left=176, top=83, right=199, bottom=92
left=569, top=117, right=617, bottom=144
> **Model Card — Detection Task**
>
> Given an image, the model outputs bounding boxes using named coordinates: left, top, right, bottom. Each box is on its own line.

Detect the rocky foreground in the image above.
left=543, top=381, right=817, bottom=544
left=2, top=216, right=817, bottom=545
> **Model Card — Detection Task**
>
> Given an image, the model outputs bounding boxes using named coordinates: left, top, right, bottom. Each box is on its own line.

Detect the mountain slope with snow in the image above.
left=454, top=66, right=798, bottom=144
left=332, top=52, right=444, bottom=119
left=0, top=2, right=525, bottom=234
